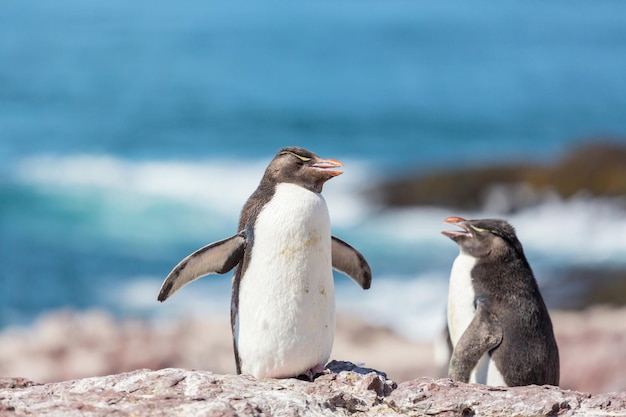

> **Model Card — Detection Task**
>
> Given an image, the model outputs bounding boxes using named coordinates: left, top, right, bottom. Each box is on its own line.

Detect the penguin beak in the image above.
left=442, top=216, right=473, bottom=239
left=311, top=158, right=344, bottom=177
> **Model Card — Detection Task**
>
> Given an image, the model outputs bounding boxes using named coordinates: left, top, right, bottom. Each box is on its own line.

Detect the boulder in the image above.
left=1, top=362, right=625, bottom=416
left=374, top=140, right=626, bottom=212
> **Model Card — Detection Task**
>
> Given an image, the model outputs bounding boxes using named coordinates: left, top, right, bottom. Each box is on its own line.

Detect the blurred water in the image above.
left=2, top=0, right=626, bottom=339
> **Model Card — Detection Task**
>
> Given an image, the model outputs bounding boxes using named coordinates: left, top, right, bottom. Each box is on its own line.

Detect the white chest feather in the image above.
left=472, top=354, right=507, bottom=386
left=447, top=251, right=477, bottom=346
left=236, top=183, right=335, bottom=378
left=447, top=250, right=507, bottom=386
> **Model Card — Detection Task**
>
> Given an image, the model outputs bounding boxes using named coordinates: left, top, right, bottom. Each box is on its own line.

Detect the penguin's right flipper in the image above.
left=157, top=233, right=246, bottom=302
left=331, top=236, right=372, bottom=289
left=448, top=299, right=503, bottom=383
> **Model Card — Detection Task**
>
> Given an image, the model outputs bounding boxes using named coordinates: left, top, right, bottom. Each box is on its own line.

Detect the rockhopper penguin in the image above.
left=158, top=147, right=372, bottom=379
left=442, top=216, right=559, bottom=387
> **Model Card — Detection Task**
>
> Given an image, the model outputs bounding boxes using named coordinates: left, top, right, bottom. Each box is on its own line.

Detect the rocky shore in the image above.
left=2, top=361, right=626, bottom=416
left=0, top=306, right=625, bottom=395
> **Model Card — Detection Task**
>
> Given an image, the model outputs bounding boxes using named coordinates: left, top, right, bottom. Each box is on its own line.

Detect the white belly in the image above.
left=470, top=353, right=507, bottom=386
left=447, top=250, right=507, bottom=386
left=447, top=251, right=477, bottom=346
left=236, top=183, right=335, bottom=378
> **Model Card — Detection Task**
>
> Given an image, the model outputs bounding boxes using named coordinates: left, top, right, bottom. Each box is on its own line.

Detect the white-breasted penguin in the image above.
left=442, top=216, right=559, bottom=387
left=157, top=147, right=371, bottom=379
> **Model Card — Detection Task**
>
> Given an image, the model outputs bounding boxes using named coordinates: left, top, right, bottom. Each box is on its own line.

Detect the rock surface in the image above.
left=1, top=361, right=626, bottom=416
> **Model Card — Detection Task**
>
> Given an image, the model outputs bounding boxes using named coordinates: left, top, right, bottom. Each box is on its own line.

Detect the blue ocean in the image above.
left=2, top=0, right=626, bottom=341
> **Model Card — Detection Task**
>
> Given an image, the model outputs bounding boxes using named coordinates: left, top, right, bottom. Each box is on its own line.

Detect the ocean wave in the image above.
left=14, top=153, right=373, bottom=227
left=507, top=197, right=626, bottom=264
left=15, top=154, right=264, bottom=217
left=13, top=152, right=626, bottom=265
left=9, top=153, right=626, bottom=336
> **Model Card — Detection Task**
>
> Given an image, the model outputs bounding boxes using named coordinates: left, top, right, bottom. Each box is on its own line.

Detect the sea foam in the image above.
left=15, top=153, right=372, bottom=227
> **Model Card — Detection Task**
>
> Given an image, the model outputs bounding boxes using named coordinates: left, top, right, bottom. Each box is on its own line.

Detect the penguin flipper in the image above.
left=157, top=233, right=246, bottom=302
left=449, top=299, right=503, bottom=383
left=331, top=236, right=372, bottom=289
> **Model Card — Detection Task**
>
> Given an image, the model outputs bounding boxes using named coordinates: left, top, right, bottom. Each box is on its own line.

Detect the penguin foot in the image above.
left=298, top=363, right=327, bottom=381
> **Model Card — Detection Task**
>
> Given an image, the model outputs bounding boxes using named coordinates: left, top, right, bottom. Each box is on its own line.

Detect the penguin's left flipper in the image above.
left=331, top=236, right=372, bottom=289
left=157, top=233, right=246, bottom=302
left=449, top=299, right=503, bottom=383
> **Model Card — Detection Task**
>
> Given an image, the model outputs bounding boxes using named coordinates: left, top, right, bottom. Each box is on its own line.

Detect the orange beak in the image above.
left=312, top=158, right=344, bottom=177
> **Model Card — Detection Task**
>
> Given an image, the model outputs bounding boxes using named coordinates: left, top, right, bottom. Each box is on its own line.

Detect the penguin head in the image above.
left=263, top=146, right=344, bottom=193
left=442, top=216, right=524, bottom=259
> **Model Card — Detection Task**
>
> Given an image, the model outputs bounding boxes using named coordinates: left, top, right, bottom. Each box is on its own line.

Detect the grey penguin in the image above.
left=441, top=216, right=559, bottom=386
left=157, top=146, right=371, bottom=379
